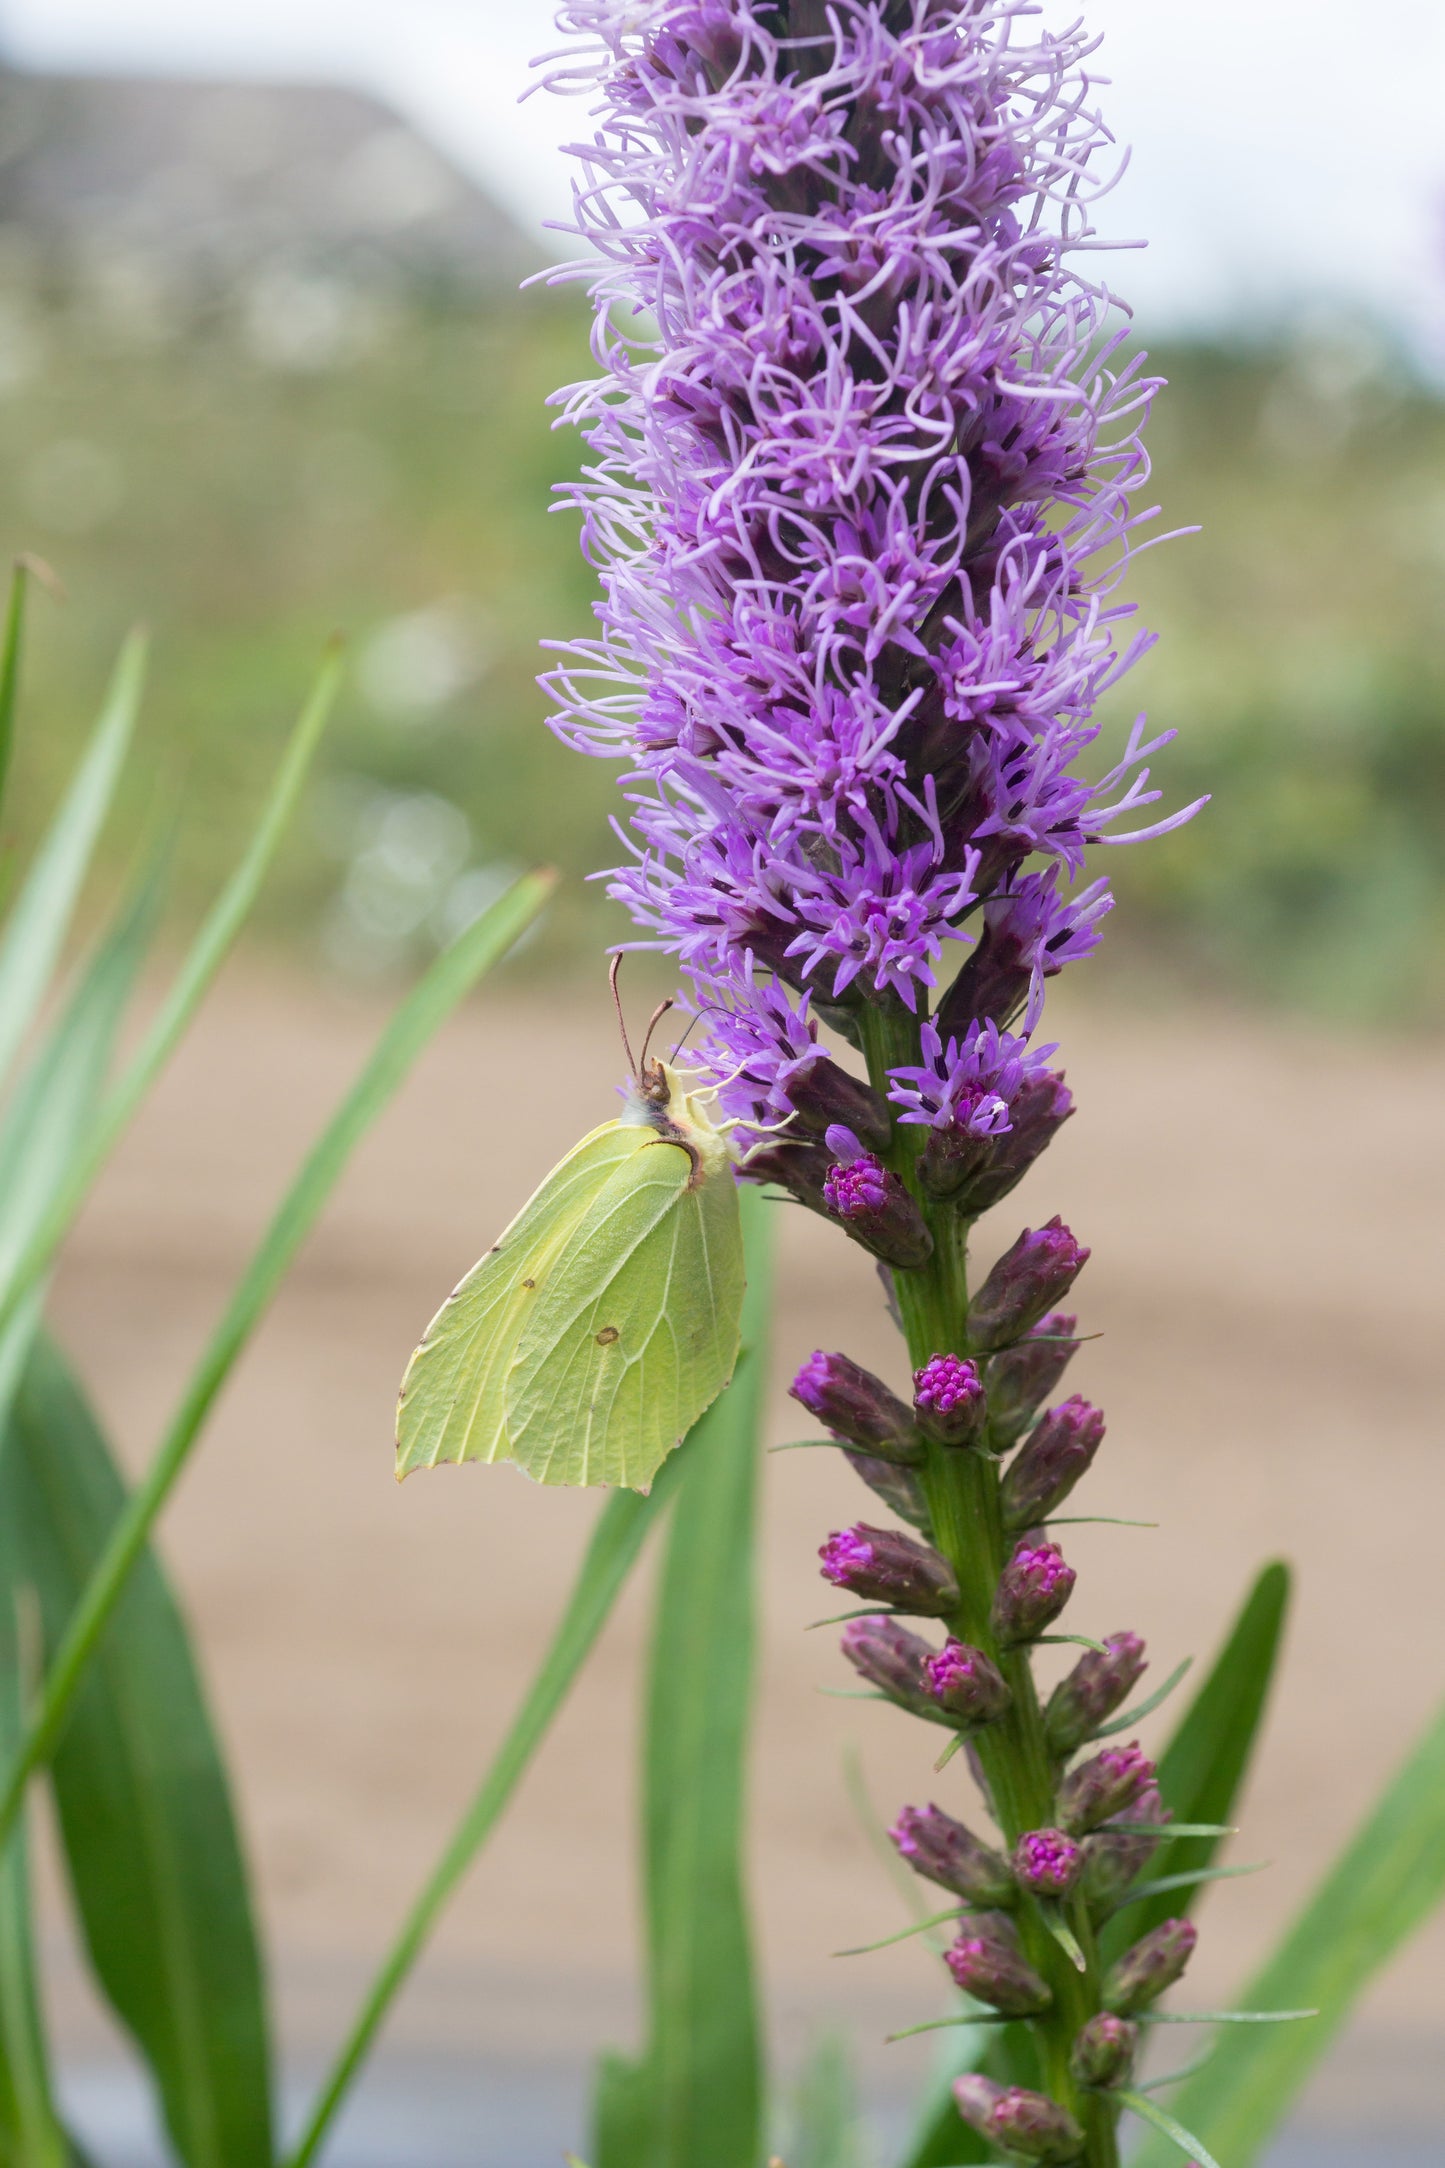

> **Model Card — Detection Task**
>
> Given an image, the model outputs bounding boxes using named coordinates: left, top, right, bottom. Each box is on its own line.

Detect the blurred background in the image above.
left=0, top=0, right=1441, bottom=2162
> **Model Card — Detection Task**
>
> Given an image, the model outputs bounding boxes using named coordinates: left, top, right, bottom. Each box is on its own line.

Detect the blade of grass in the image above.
left=0, top=560, right=31, bottom=821
left=11, top=1336, right=273, bottom=2168
left=1130, top=1691, right=1445, bottom=2167
left=0, top=865, right=554, bottom=1859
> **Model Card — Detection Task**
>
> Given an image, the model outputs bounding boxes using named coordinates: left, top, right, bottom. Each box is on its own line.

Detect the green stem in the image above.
left=856, top=1000, right=1118, bottom=2168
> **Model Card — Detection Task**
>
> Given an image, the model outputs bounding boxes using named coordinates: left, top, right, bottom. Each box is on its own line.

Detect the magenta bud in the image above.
left=1058, top=1741, right=1156, bottom=1836
left=913, top=1352, right=988, bottom=1445
left=1103, top=1917, right=1198, bottom=2015
left=925, top=1638, right=1012, bottom=1725
left=952, top=2076, right=1083, bottom=2163
left=842, top=1449, right=931, bottom=1532
left=819, top=1523, right=958, bottom=1615
left=968, top=1218, right=1089, bottom=1350
left=984, top=1314, right=1080, bottom=1446
left=1081, top=1783, right=1170, bottom=1905
left=790, top=1350, right=921, bottom=1463
left=841, top=1615, right=946, bottom=1722
left=991, top=1539, right=1075, bottom=1645
left=1000, top=1395, right=1105, bottom=1531
left=1045, top=1632, right=1148, bottom=1755
left=1011, top=1826, right=1084, bottom=1899
left=822, top=1153, right=934, bottom=1271
left=956, top=1073, right=1075, bottom=1214
left=945, top=1925, right=1053, bottom=2017
left=889, top=1803, right=1015, bottom=1907
left=1070, top=2012, right=1139, bottom=2088
left=786, top=1053, right=894, bottom=1155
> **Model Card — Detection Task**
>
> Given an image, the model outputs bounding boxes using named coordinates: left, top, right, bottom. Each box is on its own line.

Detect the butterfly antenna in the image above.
left=609, top=954, right=638, bottom=1079
left=638, top=997, right=675, bottom=1072
left=670, top=1001, right=725, bottom=1062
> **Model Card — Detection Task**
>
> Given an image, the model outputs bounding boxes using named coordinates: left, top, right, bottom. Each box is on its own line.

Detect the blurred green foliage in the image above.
left=0, top=280, right=1439, bottom=1018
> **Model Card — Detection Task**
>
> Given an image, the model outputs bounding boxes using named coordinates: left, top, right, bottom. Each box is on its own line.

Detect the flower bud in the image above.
left=968, top=1219, right=1089, bottom=1350
left=952, top=1073, right=1075, bottom=1215
left=1057, top=1741, right=1155, bottom=1836
left=945, top=1925, right=1053, bottom=2017
left=984, top=1314, right=1079, bottom=1447
left=925, top=1638, right=1012, bottom=1725
left=745, top=1136, right=834, bottom=1214
left=1080, top=1783, right=1169, bottom=1906
left=1070, top=2012, right=1139, bottom=2088
left=1011, top=1827, right=1084, bottom=1899
left=842, top=1449, right=930, bottom=1531
left=790, top=1350, right=921, bottom=1462
left=840, top=1615, right=942, bottom=1720
left=822, top=1153, right=934, bottom=1271
left=1045, top=1632, right=1147, bottom=1756
left=1103, top=1917, right=1198, bottom=2015
left=991, top=1539, right=1075, bottom=1645
left=1000, top=1396, right=1105, bottom=1531
left=913, top=1352, right=987, bottom=1446
left=916, top=1118, right=995, bottom=1202
left=819, top=1524, right=958, bottom=1615
left=952, top=2077, right=1083, bottom=2163
left=786, top=1053, right=894, bottom=1155
left=889, top=1803, right=1015, bottom=1906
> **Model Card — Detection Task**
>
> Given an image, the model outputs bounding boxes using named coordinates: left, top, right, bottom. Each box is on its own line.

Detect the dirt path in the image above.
left=45, top=968, right=1445, bottom=2115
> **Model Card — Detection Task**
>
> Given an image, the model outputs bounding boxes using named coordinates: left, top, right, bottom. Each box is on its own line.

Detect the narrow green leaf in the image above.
left=786, top=2034, right=869, bottom=2168
left=10, top=1339, right=273, bottom=2168
left=1105, top=1861, right=1265, bottom=1919
left=1040, top=1906, right=1086, bottom=1973
left=835, top=1907, right=961, bottom=1957
left=0, top=867, right=555, bottom=1861
left=0, top=561, right=31, bottom=822
left=1116, top=2087, right=1222, bottom=2168
left=1136, top=2010, right=1317, bottom=2026
left=1100, top=1561, right=1290, bottom=1966
left=1091, top=1658, right=1193, bottom=1739
left=1131, top=1692, right=1445, bottom=2167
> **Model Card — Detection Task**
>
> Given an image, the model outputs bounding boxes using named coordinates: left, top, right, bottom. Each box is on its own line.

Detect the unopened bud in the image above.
left=952, top=2076, right=1083, bottom=2163
left=1000, top=1396, right=1105, bottom=1531
left=917, top=1119, right=995, bottom=1202
left=953, top=1073, right=1075, bottom=1215
left=925, top=1638, right=1012, bottom=1725
left=1081, top=1783, right=1169, bottom=1906
left=790, top=1351, right=921, bottom=1463
left=992, top=1539, right=1075, bottom=1645
left=968, top=1219, right=1089, bottom=1350
left=889, top=1803, right=1015, bottom=1906
left=1070, top=2012, right=1139, bottom=2088
left=913, top=1353, right=987, bottom=1445
left=945, top=1925, right=1052, bottom=2017
left=1058, top=1742, right=1156, bottom=1836
left=823, top=1154, right=934, bottom=1271
left=746, top=1136, right=834, bottom=1214
left=1045, top=1632, right=1147, bottom=1756
left=819, top=1524, right=957, bottom=1615
left=841, top=1616, right=942, bottom=1721
left=842, top=1449, right=930, bottom=1531
left=786, top=1053, right=894, bottom=1155
left=1011, top=1827, right=1084, bottom=1899
left=1103, top=1917, right=1198, bottom=2015
left=984, top=1314, right=1080, bottom=1446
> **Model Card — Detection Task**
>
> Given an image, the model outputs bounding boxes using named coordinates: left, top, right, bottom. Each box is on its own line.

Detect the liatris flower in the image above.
left=912, top=1352, right=987, bottom=1445
left=984, top=1316, right=1081, bottom=1448
left=840, top=1615, right=943, bottom=1722
left=822, top=1154, right=933, bottom=1269
left=790, top=1350, right=920, bottom=1462
left=890, top=1803, right=1014, bottom=1908
left=1070, top=2013, right=1139, bottom=2088
left=1001, top=1395, right=1107, bottom=1531
left=1058, top=1742, right=1156, bottom=1835
left=926, top=1638, right=1012, bottom=1725
left=1012, top=1827, right=1084, bottom=1899
left=1103, top=1918, right=1198, bottom=2015
left=1045, top=1631, right=1148, bottom=1755
left=818, top=1523, right=958, bottom=1614
left=968, top=1221, right=1091, bottom=1351
left=953, top=2077, right=1084, bottom=2164
left=992, top=1538, right=1076, bottom=1644
left=945, top=1923, right=1053, bottom=2017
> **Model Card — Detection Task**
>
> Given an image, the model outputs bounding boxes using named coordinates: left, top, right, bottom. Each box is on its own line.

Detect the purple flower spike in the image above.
left=790, top=1351, right=920, bottom=1464
left=1001, top=1395, right=1106, bottom=1532
left=925, top=1639, right=1012, bottom=1726
left=1012, top=1827, right=1084, bottom=1900
left=984, top=1316, right=1081, bottom=1448
left=952, top=2076, right=1083, bottom=2163
left=969, top=1220, right=1091, bottom=1351
left=945, top=1927, right=1053, bottom=2019
left=1070, top=2012, right=1139, bottom=2088
left=913, top=1353, right=987, bottom=1446
left=818, top=1523, right=958, bottom=1616
left=890, top=1804, right=1015, bottom=1908
left=1058, top=1741, right=1156, bottom=1836
left=1045, top=1632, right=1148, bottom=1756
left=840, top=1616, right=944, bottom=1723
left=822, top=1155, right=933, bottom=1272
left=1103, top=1918, right=1198, bottom=2016
left=991, top=1540, right=1076, bottom=1646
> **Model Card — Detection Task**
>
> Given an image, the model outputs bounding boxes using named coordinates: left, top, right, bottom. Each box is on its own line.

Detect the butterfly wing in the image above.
left=505, top=1138, right=745, bottom=1491
left=395, top=1120, right=644, bottom=1477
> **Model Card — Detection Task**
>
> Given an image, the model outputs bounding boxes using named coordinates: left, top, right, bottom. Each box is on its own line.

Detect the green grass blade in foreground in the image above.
left=0, top=560, right=32, bottom=823
left=1130, top=1691, right=1445, bottom=2168
left=1099, top=1560, right=1291, bottom=1968
left=0, top=624, right=144, bottom=1101
left=284, top=1467, right=669, bottom=2168
left=594, top=1185, right=772, bottom=2168
left=786, top=2034, right=869, bottom=2168
left=0, top=865, right=555, bottom=1859
left=10, top=1337, right=273, bottom=2168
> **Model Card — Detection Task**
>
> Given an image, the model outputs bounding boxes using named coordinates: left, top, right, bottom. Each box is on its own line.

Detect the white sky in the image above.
left=4, top=0, right=1445, bottom=358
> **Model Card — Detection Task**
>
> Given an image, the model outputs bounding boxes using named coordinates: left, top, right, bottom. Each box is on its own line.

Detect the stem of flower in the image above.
left=858, top=999, right=1119, bottom=2168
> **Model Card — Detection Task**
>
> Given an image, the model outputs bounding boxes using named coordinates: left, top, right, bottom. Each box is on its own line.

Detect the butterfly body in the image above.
left=396, top=1060, right=745, bottom=1491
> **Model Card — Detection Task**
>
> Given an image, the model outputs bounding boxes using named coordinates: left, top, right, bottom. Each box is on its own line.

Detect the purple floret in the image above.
left=823, top=1154, right=889, bottom=1220
left=913, top=1353, right=981, bottom=1416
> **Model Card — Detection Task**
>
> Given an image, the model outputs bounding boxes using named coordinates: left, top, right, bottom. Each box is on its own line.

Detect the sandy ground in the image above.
left=39, top=966, right=1445, bottom=2130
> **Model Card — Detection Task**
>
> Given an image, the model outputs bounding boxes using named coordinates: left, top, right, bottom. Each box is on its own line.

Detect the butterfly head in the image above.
left=625, top=1058, right=738, bottom=1180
